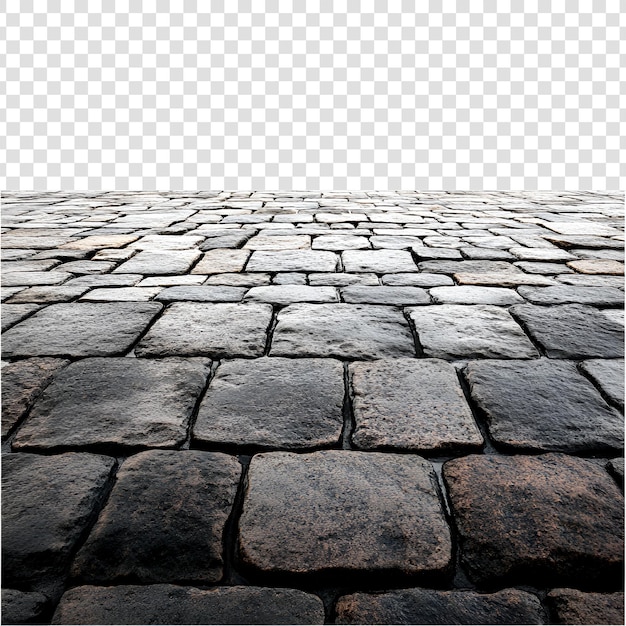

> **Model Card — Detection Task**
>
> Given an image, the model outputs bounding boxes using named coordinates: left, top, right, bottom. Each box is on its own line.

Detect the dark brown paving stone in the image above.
left=407, top=305, right=539, bottom=359
left=335, top=588, right=544, bottom=625
left=1, top=302, right=162, bottom=358
left=270, top=303, right=415, bottom=359
left=340, top=285, right=430, bottom=305
left=194, top=357, right=343, bottom=450
left=443, top=454, right=624, bottom=588
left=2, top=452, right=116, bottom=595
left=135, top=302, right=272, bottom=358
left=1, top=357, right=69, bottom=438
left=1, top=303, right=42, bottom=331
left=350, top=359, right=483, bottom=453
left=546, top=588, right=624, bottom=625
left=510, top=304, right=624, bottom=359
left=13, top=358, right=210, bottom=453
left=52, top=584, right=324, bottom=625
left=237, top=450, right=452, bottom=579
left=465, top=359, right=623, bottom=454
left=342, top=249, right=417, bottom=273
left=1, top=589, right=49, bottom=625
left=517, top=285, right=624, bottom=306
left=580, top=359, right=625, bottom=411
left=71, top=450, right=240, bottom=584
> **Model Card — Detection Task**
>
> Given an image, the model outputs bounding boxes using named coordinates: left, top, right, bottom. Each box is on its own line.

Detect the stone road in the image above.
left=1, top=190, right=624, bottom=625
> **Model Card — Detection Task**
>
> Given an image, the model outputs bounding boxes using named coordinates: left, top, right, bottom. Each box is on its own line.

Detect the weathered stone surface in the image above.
left=580, top=359, right=625, bottom=411
left=114, top=249, right=200, bottom=275
left=414, top=247, right=463, bottom=260
left=510, top=304, right=624, bottom=359
left=245, top=285, right=338, bottom=304
left=342, top=250, right=417, bottom=273
left=194, top=357, right=343, bottom=450
left=52, top=584, right=324, bottom=625
left=418, top=260, right=517, bottom=275
left=205, top=272, right=271, bottom=286
left=544, top=221, right=621, bottom=236
left=350, top=359, right=482, bottom=452
left=244, top=234, right=311, bottom=250
left=370, top=235, right=423, bottom=249
left=1, top=303, right=41, bottom=331
left=312, top=235, right=370, bottom=250
left=381, top=272, right=454, bottom=286
left=199, top=233, right=251, bottom=249
left=272, top=272, right=308, bottom=285
left=407, top=305, right=538, bottom=359
left=59, top=234, right=139, bottom=249
left=546, top=589, right=624, bottom=625
left=5, top=284, right=92, bottom=303
left=191, top=249, right=250, bottom=273
left=13, top=358, right=210, bottom=452
left=136, top=302, right=272, bottom=358
left=514, top=261, right=573, bottom=274
left=568, top=259, right=625, bottom=274
left=156, top=285, right=246, bottom=302
left=1, top=302, right=162, bottom=358
left=517, top=285, right=624, bottom=306
left=56, top=260, right=116, bottom=274
left=509, top=246, right=577, bottom=261
left=129, top=234, right=204, bottom=249
left=2, top=271, right=73, bottom=287
left=543, top=234, right=625, bottom=249
left=556, top=274, right=625, bottom=289
left=455, top=271, right=555, bottom=286
left=465, top=359, right=623, bottom=453
left=2, top=452, right=116, bottom=592
left=335, top=588, right=544, bottom=625
left=460, top=247, right=515, bottom=260
left=1, top=589, right=49, bottom=625
left=340, top=285, right=430, bottom=305
left=247, top=250, right=337, bottom=272
left=271, top=304, right=415, bottom=359
left=79, top=287, right=163, bottom=301
left=71, top=450, right=240, bottom=584
left=443, top=454, right=624, bottom=587
left=238, top=451, right=452, bottom=578
left=430, top=286, right=524, bottom=305
left=1, top=357, right=69, bottom=438
left=308, top=273, right=379, bottom=286
left=607, top=458, right=624, bottom=486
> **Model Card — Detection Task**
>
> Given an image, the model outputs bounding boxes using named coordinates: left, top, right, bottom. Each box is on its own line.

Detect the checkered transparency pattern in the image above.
left=1, top=0, right=625, bottom=190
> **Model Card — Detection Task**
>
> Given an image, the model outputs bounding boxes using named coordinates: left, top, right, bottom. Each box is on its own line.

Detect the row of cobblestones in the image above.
left=1, top=190, right=624, bottom=625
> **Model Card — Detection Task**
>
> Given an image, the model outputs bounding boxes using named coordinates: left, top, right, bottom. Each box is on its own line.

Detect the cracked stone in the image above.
left=194, top=357, right=344, bottom=450
left=546, top=589, right=624, bottom=626
left=13, top=358, right=210, bottom=452
left=71, top=450, right=240, bottom=584
left=350, top=358, right=483, bottom=453
left=465, top=359, right=623, bottom=454
left=342, top=250, right=417, bottom=273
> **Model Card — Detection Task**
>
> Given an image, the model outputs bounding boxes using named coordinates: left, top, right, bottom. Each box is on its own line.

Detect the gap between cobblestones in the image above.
left=340, top=363, right=356, bottom=450
left=182, top=359, right=221, bottom=451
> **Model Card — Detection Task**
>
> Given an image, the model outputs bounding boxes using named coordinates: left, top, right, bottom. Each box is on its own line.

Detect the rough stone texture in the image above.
left=194, top=357, right=344, bottom=450
left=510, top=304, right=624, bottom=359
left=509, top=246, right=577, bottom=261
left=13, top=358, right=211, bottom=452
left=312, top=234, right=370, bottom=250
left=567, top=259, right=625, bottom=274
left=407, top=305, right=539, bottom=359
left=79, top=286, right=163, bottom=301
left=1, top=303, right=42, bottom=331
left=71, top=450, right=240, bottom=584
left=381, top=272, right=454, bottom=286
left=465, top=359, right=623, bottom=454
left=136, top=302, right=272, bottom=357
left=2, top=452, right=116, bottom=593
left=270, top=303, right=415, bottom=359
left=2, top=271, right=73, bottom=287
left=308, top=272, right=379, bottom=286
left=1, top=357, right=69, bottom=438
left=443, top=454, right=624, bottom=587
left=191, top=249, right=250, bottom=273
left=350, top=359, right=483, bottom=452
left=244, top=285, right=338, bottom=304
left=607, top=458, right=624, bottom=487
left=246, top=250, right=337, bottom=272
left=244, top=234, right=311, bottom=250
left=1, top=589, right=49, bottom=625
left=114, top=249, right=200, bottom=275
left=454, top=271, right=554, bottom=286
left=335, top=588, right=545, bottom=625
left=155, top=285, right=246, bottom=302
left=59, top=234, right=139, bottom=249
left=580, top=359, right=625, bottom=410
left=340, top=285, right=430, bottom=305
left=52, top=585, right=325, bottom=625
left=546, top=589, right=624, bottom=625
left=517, top=285, right=624, bottom=306
left=238, top=450, right=452, bottom=578
left=430, top=286, right=524, bottom=305
left=342, top=249, right=417, bottom=273
left=1, top=302, right=162, bottom=358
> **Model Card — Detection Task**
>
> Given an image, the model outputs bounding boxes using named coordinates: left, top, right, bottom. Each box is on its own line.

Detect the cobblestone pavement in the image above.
left=1, top=190, right=624, bottom=625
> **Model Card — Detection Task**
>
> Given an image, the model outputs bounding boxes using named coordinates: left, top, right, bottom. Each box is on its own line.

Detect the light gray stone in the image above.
left=340, top=285, right=430, bottom=305
left=245, top=285, right=338, bottom=305
left=381, top=273, right=454, bottom=287
left=247, top=250, right=338, bottom=272
left=155, top=286, right=246, bottom=302
left=114, top=249, right=200, bottom=275
left=342, top=250, right=417, bottom=273
left=430, top=286, right=524, bottom=305
left=517, top=285, right=624, bottom=306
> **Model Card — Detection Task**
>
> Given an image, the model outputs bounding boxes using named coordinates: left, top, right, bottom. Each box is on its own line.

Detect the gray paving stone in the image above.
left=418, top=260, right=516, bottom=275
left=308, top=273, right=379, bottom=286
left=271, top=272, right=307, bottom=285
left=194, top=357, right=344, bottom=450
left=5, top=284, right=93, bottom=303
left=370, top=235, right=423, bottom=249
left=514, top=261, right=574, bottom=274
left=244, top=234, right=311, bottom=250
left=455, top=271, right=555, bottom=286
left=510, top=304, right=624, bottom=359
left=350, top=359, right=482, bottom=453
left=407, top=305, right=539, bottom=359
left=2, top=452, right=116, bottom=594
left=311, top=235, right=370, bottom=250
left=430, top=286, right=524, bottom=305
left=2, top=302, right=162, bottom=358
left=13, top=358, right=210, bottom=452
left=335, top=588, right=544, bottom=625
left=199, top=233, right=252, bottom=250
left=189, top=249, right=251, bottom=275
left=459, top=247, right=515, bottom=260
left=607, top=458, right=624, bottom=486
left=546, top=589, right=624, bottom=626
left=71, top=450, right=240, bottom=584
left=52, top=585, right=325, bottom=625
left=136, top=302, right=272, bottom=358
left=381, top=272, right=454, bottom=286
left=56, top=260, right=117, bottom=274
left=270, top=303, right=415, bottom=359
left=542, top=234, right=625, bottom=249
left=1, top=589, right=49, bottom=625
left=414, top=248, right=463, bottom=260
left=556, top=274, right=625, bottom=289
left=59, top=234, right=140, bottom=249
left=79, top=287, right=163, bottom=301
left=155, top=285, right=246, bottom=302
left=1, top=303, right=42, bottom=331
left=570, top=248, right=625, bottom=261
left=247, top=250, right=338, bottom=272
left=245, top=285, right=338, bottom=304
left=114, top=249, right=200, bottom=275
left=465, top=359, right=623, bottom=454
left=342, top=249, right=417, bottom=273
left=340, top=285, right=430, bottom=305
left=205, top=272, right=271, bottom=286
left=238, top=451, right=452, bottom=578
left=443, top=453, right=624, bottom=587
left=1, top=357, right=69, bottom=438
left=543, top=221, right=621, bottom=236
left=579, top=359, right=625, bottom=410
left=2, top=271, right=73, bottom=287
left=517, top=285, right=624, bottom=306
left=129, top=234, right=204, bottom=249
left=509, top=246, right=577, bottom=261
